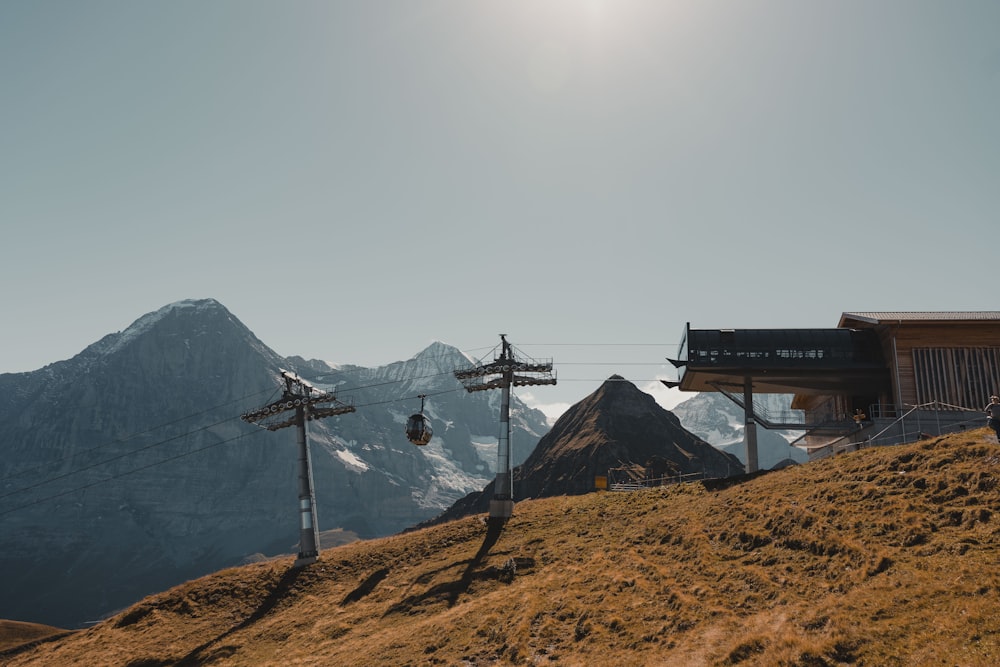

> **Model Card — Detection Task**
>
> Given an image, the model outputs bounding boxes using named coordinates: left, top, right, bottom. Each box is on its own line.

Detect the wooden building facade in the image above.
left=667, top=312, right=1000, bottom=461
left=835, top=312, right=1000, bottom=414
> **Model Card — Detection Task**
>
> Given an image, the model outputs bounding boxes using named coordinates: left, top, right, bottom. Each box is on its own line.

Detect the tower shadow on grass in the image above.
left=447, top=517, right=506, bottom=606
left=173, top=564, right=306, bottom=666
left=341, top=567, right=391, bottom=606
left=382, top=517, right=507, bottom=616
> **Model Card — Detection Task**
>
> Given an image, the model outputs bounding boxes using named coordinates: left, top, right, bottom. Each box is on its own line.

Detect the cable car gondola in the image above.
left=405, top=394, right=433, bottom=446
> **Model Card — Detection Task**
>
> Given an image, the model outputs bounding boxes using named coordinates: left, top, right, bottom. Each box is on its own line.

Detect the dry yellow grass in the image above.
left=5, top=428, right=1000, bottom=666
left=0, top=621, right=72, bottom=653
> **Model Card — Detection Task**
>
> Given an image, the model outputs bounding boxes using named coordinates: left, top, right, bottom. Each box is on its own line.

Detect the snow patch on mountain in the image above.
left=335, top=448, right=370, bottom=473
left=412, top=437, right=492, bottom=509
left=470, top=436, right=497, bottom=471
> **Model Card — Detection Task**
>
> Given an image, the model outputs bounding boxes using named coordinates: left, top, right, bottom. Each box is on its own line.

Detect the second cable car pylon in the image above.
left=454, top=334, right=556, bottom=521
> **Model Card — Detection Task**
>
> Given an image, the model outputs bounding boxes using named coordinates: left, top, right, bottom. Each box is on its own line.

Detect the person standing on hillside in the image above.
left=985, top=395, right=1000, bottom=442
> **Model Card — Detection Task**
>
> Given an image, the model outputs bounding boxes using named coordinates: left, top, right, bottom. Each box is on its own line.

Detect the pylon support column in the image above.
left=491, top=375, right=514, bottom=520
left=295, top=405, right=320, bottom=566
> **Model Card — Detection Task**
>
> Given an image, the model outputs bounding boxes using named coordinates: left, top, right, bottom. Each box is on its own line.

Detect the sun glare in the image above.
left=511, top=0, right=675, bottom=55
left=584, top=0, right=608, bottom=25
left=507, top=0, right=676, bottom=96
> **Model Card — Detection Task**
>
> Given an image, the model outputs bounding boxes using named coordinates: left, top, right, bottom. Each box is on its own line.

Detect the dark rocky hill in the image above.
left=423, top=375, right=744, bottom=525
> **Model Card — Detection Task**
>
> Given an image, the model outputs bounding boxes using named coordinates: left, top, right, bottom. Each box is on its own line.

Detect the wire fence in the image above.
left=607, top=470, right=707, bottom=491
left=807, top=401, right=991, bottom=461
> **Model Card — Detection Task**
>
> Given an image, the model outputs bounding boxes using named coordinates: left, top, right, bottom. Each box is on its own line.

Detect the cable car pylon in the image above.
left=241, top=369, right=355, bottom=567
left=454, top=334, right=556, bottom=522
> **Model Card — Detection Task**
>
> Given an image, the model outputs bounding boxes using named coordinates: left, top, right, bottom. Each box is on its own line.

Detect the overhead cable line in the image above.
left=0, top=428, right=269, bottom=519
left=0, top=385, right=280, bottom=485
left=556, top=362, right=670, bottom=366
left=517, top=342, right=666, bottom=346
left=556, top=377, right=675, bottom=383
left=313, top=368, right=462, bottom=394
left=345, top=386, right=466, bottom=410
left=0, top=411, right=257, bottom=501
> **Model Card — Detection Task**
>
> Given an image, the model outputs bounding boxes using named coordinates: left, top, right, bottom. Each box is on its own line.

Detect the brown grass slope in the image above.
left=7, top=429, right=1000, bottom=666
left=0, top=621, right=73, bottom=653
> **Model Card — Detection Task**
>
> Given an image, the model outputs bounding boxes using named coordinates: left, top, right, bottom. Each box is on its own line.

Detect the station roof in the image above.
left=839, top=312, right=1000, bottom=326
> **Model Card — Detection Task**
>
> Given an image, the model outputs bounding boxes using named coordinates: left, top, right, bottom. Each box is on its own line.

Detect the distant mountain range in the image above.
left=671, top=391, right=809, bottom=469
left=0, top=299, right=548, bottom=628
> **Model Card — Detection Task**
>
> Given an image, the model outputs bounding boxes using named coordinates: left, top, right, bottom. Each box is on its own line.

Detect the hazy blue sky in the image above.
left=2, top=1, right=998, bottom=419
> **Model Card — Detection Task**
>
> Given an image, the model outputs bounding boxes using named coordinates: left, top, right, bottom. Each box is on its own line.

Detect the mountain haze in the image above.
left=0, top=299, right=548, bottom=628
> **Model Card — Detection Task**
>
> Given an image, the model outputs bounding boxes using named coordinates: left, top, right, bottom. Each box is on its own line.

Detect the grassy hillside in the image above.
left=6, top=429, right=1000, bottom=666
left=0, top=621, right=72, bottom=653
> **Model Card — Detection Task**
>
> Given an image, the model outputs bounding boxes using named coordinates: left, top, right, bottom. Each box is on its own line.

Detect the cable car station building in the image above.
left=664, top=312, right=1000, bottom=470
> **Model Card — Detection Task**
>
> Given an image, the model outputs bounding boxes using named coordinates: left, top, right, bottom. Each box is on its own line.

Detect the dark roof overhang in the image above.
left=672, top=365, right=890, bottom=395
left=667, top=323, right=891, bottom=396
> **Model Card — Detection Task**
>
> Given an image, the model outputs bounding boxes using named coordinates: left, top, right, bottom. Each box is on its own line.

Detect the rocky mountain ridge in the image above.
left=0, top=298, right=547, bottom=628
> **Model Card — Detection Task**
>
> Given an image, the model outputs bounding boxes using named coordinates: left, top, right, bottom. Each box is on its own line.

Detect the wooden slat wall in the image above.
left=913, top=348, right=1000, bottom=408
left=883, top=322, right=1000, bottom=409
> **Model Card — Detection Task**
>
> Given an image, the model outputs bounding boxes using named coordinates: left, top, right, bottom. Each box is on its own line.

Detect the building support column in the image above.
left=743, top=376, right=759, bottom=474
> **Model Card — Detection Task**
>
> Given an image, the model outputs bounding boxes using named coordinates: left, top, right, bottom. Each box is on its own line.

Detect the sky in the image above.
left=2, top=1, right=998, bottom=421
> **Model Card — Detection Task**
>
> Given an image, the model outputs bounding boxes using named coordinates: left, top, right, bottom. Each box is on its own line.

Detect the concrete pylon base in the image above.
left=294, top=554, right=318, bottom=568
left=489, top=499, right=514, bottom=520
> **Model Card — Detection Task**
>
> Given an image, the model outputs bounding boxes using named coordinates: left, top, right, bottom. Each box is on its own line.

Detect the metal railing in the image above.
left=707, top=383, right=812, bottom=429
left=807, top=401, right=987, bottom=461
left=607, top=470, right=707, bottom=491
